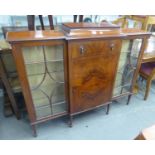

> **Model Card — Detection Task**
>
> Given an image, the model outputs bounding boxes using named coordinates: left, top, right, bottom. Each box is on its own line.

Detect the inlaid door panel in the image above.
left=68, top=40, right=122, bottom=114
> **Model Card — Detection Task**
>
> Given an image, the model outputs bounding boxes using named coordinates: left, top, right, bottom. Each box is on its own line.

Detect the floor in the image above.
left=0, top=81, right=155, bottom=140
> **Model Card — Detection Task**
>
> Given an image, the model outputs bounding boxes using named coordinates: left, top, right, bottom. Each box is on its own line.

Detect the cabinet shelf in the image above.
left=25, top=59, right=64, bottom=65
left=114, top=83, right=131, bottom=89
left=30, top=81, right=65, bottom=91
left=35, top=101, right=66, bottom=110
left=35, top=102, right=67, bottom=119
left=27, top=70, right=64, bottom=77
left=7, top=25, right=150, bottom=136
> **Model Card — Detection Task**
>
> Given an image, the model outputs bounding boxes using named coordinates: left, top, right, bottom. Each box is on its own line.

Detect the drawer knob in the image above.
left=110, top=43, right=115, bottom=51
left=80, top=46, right=85, bottom=55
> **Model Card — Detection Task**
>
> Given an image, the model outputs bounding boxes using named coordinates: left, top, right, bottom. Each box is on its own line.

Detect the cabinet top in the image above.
left=62, top=22, right=120, bottom=33
left=7, top=23, right=151, bottom=43
left=64, top=28, right=151, bottom=40
left=62, top=23, right=151, bottom=40
left=7, top=30, right=65, bottom=42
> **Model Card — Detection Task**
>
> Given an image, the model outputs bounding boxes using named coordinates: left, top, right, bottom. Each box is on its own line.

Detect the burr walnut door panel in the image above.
left=68, top=39, right=122, bottom=114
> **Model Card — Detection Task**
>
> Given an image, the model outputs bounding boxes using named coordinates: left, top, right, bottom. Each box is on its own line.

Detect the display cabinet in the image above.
left=7, top=31, right=68, bottom=136
left=7, top=23, right=151, bottom=136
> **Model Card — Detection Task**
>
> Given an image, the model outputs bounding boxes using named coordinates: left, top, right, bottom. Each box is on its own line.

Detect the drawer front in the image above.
left=68, top=39, right=122, bottom=114
left=69, top=40, right=121, bottom=59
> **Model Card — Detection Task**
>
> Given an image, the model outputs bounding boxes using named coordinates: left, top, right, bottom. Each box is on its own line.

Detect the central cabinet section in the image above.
left=68, top=39, right=122, bottom=114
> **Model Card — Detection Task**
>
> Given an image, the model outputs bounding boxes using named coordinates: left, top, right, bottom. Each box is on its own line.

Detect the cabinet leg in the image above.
left=127, top=95, right=132, bottom=105
left=144, top=79, right=152, bottom=100
left=31, top=125, right=37, bottom=137
left=68, top=115, right=73, bottom=128
left=121, top=86, right=124, bottom=94
left=106, top=104, right=110, bottom=115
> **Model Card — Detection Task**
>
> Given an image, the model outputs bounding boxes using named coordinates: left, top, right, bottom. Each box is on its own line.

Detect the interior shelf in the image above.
left=35, top=101, right=66, bottom=109
left=25, top=59, right=64, bottom=65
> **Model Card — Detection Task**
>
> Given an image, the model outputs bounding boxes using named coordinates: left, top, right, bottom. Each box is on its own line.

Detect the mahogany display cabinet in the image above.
left=7, top=23, right=151, bottom=136
left=7, top=31, right=68, bottom=136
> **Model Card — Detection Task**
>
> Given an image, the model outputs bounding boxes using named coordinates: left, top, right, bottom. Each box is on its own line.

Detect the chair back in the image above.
left=112, top=17, right=129, bottom=28
left=73, top=15, right=83, bottom=22
left=27, top=15, right=54, bottom=30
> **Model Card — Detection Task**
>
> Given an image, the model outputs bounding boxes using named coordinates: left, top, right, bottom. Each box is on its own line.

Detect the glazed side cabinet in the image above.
left=7, top=24, right=151, bottom=136
left=8, top=31, right=68, bottom=136
left=112, top=38, right=145, bottom=98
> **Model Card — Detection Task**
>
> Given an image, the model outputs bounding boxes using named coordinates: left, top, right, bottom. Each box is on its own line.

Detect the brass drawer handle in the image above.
left=80, top=45, right=86, bottom=55
left=110, top=43, right=115, bottom=51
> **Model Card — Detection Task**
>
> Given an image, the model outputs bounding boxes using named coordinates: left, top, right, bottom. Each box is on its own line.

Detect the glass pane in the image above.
left=113, top=39, right=142, bottom=97
left=22, top=46, right=44, bottom=63
left=25, top=62, right=64, bottom=78
left=45, top=46, right=64, bottom=61
left=35, top=103, right=66, bottom=118
left=22, top=45, right=67, bottom=119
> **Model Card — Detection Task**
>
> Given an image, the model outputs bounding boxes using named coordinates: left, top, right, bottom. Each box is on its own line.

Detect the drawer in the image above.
left=69, top=40, right=122, bottom=59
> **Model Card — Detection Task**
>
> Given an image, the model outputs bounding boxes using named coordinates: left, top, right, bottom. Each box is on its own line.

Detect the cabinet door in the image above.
left=68, top=40, right=122, bottom=114
left=21, top=44, right=67, bottom=120
left=113, top=39, right=143, bottom=97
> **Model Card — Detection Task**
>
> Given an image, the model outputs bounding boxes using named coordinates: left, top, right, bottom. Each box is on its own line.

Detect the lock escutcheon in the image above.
left=80, top=45, right=86, bottom=55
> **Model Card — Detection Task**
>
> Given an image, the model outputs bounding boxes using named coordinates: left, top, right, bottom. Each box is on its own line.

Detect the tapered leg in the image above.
left=120, top=87, right=124, bottom=94
left=68, top=115, right=73, bottom=128
left=31, top=125, right=37, bottom=137
left=106, top=104, right=110, bottom=115
left=126, top=94, right=132, bottom=105
left=144, top=80, right=152, bottom=100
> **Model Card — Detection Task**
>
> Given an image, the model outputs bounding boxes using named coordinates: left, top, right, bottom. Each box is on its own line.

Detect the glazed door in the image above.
left=11, top=41, right=68, bottom=122
left=68, top=39, right=122, bottom=114
left=21, top=44, right=67, bottom=120
left=112, top=38, right=143, bottom=97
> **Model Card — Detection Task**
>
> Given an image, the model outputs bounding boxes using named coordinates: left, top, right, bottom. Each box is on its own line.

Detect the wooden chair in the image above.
left=140, top=16, right=155, bottom=31
left=139, top=62, right=155, bottom=100
left=0, top=26, right=28, bottom=118
left=123, top=15, right=155, bottom=31
left=112, top=16, right=129, bottom=28
left=28, top=15, right=84, bottom=31
left=0, top=46, right=20, bottom=119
